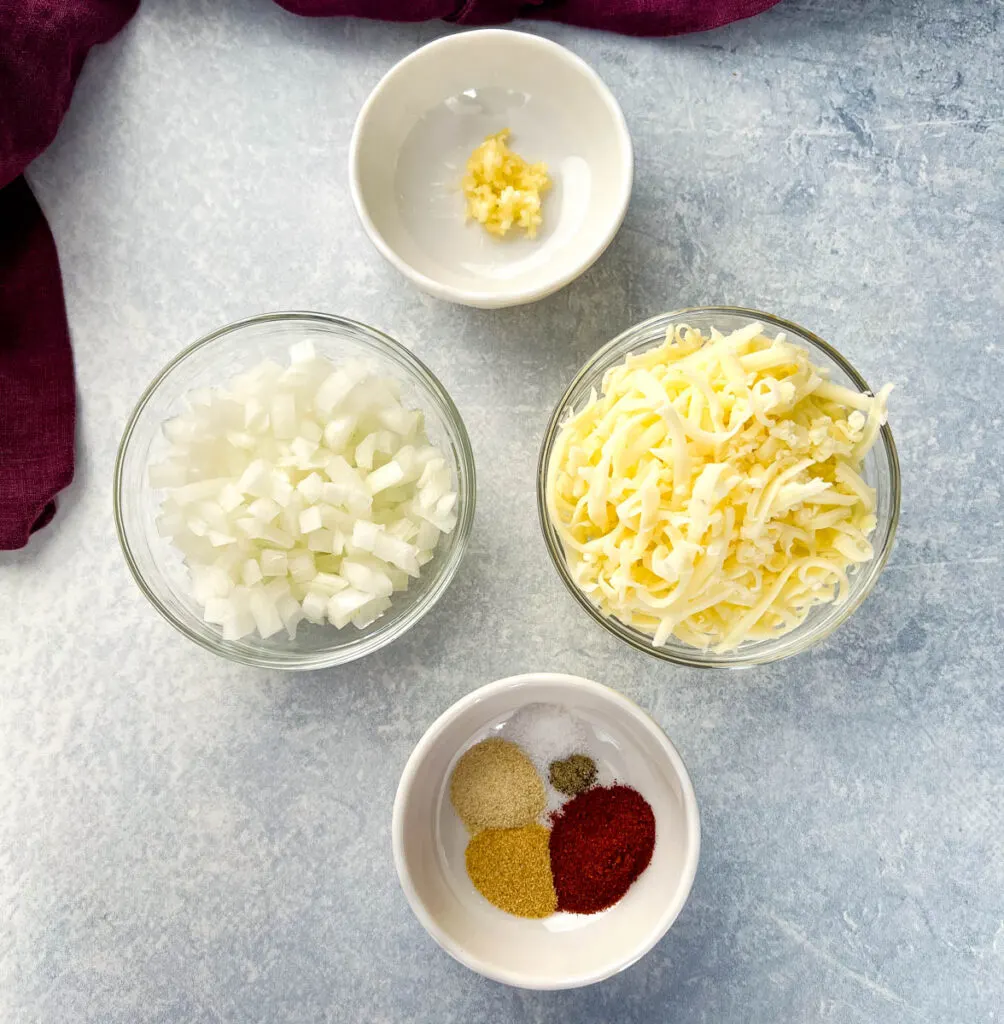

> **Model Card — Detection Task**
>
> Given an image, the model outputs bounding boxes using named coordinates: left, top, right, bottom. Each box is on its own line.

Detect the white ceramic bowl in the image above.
left=350, top=30, right=633, bottom=309
left=392, top=673, right=700, bottom=989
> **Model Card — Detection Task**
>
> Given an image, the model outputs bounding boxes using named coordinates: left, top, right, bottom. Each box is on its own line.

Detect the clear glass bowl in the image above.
left=537, top=307, right=901, bottom=668
left=115, top=312, right=476, bottom=670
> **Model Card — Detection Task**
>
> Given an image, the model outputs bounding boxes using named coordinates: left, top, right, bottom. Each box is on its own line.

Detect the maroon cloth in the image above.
left=0, top=178, right=76, bottom=548
left=0, top=0, right=139, bottom=186
left=1, top=0, right=137, bottom=548
left=276, top=0, right=781, bottom=35
left=0, top=0, right=780, bottom=549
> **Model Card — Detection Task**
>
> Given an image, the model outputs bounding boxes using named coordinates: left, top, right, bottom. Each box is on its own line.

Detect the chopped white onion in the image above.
left=149, top=343, right=459, bottom=641
left=260, top=550, right=288, bottom=577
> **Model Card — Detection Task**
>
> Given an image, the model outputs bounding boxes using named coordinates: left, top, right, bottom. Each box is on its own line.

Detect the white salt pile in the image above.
left=501, top=703, right=592, bottom=814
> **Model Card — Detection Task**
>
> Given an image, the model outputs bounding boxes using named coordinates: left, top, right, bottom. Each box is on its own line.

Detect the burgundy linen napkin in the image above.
left=275, top=0, right=781, bottom=34
left=0, top=0, right=137, bottom=549
left=0, top=0, right=779, bottom=550
left=0, top=179, right=76, bottom=548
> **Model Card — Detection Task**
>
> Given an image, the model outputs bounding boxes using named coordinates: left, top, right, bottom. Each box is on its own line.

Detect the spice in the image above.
left=465, top=825, right=557, bottom=918
left=549, top=754, right=598, bottom=796
left=549, top=784, right=656, bottom=914
left=450, top=738, right=545, bottom=833
left=501, top=703, right=590, bottom=779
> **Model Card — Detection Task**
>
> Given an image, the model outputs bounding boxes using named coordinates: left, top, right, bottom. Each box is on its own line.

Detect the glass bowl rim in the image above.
left=113, top=310, right=477, bottom=670
left=536, top=305, right=902, bottom=669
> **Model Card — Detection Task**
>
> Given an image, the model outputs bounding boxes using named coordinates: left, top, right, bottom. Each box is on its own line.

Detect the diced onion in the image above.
left=148, top=344, right=459, bottom=641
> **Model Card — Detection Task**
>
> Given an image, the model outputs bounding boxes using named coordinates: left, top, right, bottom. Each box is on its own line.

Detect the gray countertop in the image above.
left=4, top=0, right=1003, bottom=1020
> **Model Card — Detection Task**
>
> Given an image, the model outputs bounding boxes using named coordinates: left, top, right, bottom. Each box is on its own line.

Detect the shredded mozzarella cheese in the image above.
left=546, top=322, right=893, bottom=650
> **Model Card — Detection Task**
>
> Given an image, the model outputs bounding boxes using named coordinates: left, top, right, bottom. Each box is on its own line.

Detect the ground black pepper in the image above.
left=549, top=753, right=598, bottom=796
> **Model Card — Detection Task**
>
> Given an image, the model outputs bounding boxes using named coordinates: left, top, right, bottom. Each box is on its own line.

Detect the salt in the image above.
left=501, top=703, right=592, bottom=813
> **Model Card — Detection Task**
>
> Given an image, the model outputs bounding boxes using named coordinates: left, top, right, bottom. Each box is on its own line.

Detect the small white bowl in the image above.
left=392, top=673, right=700, bottom=989
left=349, top=30, right=633, bottom=309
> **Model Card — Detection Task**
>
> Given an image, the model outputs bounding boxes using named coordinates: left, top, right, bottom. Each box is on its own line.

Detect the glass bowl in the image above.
left=114, top=312, right=476, bottom=670
left=537, top=307, right=901, bottom=669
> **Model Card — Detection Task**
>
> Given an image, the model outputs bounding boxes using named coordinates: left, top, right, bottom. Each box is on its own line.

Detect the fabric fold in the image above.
left=0, top=0, right=137, bottom=549
left=0, top=177, right=76, bottom=550
left=275, top=0, right=781, bottom=33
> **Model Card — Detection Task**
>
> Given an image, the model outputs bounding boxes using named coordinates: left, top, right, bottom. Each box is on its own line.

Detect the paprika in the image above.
left=548, top=784, right=656, bottom=914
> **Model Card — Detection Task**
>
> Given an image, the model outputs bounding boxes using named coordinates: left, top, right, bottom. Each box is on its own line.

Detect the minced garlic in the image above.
left=462, top=129, right=551, bottom=239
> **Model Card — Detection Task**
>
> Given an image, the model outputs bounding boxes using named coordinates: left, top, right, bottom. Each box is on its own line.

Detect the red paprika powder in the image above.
left=548, top=783, right=656, bottom=914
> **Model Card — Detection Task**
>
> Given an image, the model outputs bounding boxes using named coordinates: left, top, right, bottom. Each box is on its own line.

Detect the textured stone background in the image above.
left=3, top=0, right=1002, bottom=1020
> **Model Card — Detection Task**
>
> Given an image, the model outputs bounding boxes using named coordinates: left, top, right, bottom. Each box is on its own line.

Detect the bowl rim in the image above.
left=391, top=671, right=702, bottom=990
left=348, top=28, right=634, bottom=309
left=113, top=310, right=477, bottom=670
left=536, top=306, right=903, bottom=669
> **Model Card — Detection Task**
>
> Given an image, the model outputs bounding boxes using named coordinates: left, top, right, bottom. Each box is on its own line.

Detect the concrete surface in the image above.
left=4, top=0, right=1002, bottom=1020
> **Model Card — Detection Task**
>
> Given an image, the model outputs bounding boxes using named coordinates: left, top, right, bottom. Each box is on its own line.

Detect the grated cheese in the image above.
left=546, top=322, right=893, bottom=650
